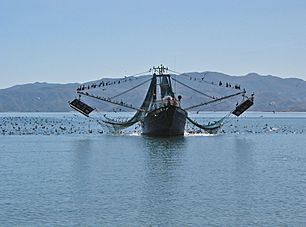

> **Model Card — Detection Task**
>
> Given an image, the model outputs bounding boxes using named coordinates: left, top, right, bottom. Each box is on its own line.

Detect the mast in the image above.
left=152, top=64, right=174, bottom=99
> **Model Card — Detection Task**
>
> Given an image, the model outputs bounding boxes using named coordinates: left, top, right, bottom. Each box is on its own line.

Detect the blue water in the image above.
left=1, top=113, right=306, bottom=226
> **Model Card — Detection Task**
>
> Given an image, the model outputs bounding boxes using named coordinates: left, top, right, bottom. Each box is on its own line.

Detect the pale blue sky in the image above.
left=1, top=0, right=306, bottom=88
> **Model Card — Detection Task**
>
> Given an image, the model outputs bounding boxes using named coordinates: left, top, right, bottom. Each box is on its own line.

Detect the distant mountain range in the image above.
left=1, top=72, right=306, bottom=112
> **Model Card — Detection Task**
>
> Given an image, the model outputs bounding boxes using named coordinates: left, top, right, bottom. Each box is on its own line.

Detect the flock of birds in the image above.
left=0, top=114, right=305, bottom=136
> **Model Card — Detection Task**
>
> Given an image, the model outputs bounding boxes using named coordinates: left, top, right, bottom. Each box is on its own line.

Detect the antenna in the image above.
left=153, top=64, right=168, bottom=75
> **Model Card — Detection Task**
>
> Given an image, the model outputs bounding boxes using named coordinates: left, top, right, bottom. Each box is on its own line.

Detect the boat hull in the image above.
left=142, top=106, right=187, bottom=136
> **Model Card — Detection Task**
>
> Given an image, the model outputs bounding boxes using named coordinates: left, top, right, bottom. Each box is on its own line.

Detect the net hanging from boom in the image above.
left=186, top=115, right=227, bottom=134
left=169, top=73, right=252, bottom=133
left=69, top=66, right=255, bottom=134
left=100, top=75, right=157, bottom=130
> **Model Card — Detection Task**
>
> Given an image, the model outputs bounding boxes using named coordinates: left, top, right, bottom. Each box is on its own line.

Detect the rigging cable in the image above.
left=169, top=69, right=243, bottom=91
left=110, top=77, right=151, bottom=99
left=184, top=91, right=246, bottom=111
left=77, top=91, right=145, bottom=112
left=171, top=77, right=216, bottom=99
left=127, top=69, right=151, bottom=78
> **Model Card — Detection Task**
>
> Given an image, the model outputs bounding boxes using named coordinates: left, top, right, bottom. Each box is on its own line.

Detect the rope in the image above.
left=172, top=77, right=216, bottom=99
left=168, top=69, right=181, bottom=75
left=111, top=77, right=151, bottom=99
left=77, top=91, right=145, bottom=112
left=128, top=70, right=151, bottom=77
left=169, top=69, right=243, bottom=92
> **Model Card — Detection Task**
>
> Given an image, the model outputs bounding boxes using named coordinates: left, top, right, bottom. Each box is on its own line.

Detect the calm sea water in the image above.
left=1, top=112, right=306, bottom=226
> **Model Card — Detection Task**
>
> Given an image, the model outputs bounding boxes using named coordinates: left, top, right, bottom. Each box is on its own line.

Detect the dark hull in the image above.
left=142, top=106, right=187, bottom=136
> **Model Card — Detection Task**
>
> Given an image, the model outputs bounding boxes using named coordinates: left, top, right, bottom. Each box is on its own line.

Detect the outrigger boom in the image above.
left=69, top=65, right=255, bottom=135
left=77, top=91, right=146, bottom=112
left=184, top=91, right=246, bottom=111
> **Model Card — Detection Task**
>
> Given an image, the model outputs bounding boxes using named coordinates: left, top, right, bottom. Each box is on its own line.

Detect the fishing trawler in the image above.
left=69, top=65, right=254, bottom=136
left=141, top=66, right=187, bottom=135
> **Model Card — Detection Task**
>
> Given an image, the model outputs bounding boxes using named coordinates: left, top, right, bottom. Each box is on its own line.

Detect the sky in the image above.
left=1, top=0, right=306, bottom=89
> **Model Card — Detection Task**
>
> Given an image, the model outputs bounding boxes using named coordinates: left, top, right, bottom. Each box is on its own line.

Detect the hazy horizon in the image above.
left=1, top=70, right=305, bottom=90
left=1, top=0, right=306, bottom=89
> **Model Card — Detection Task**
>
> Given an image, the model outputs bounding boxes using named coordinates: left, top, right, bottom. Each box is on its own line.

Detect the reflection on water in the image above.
left=233, top=136, right=257, bottom=221
left=73, top=138, right=93, bottom=169
left=1, top=131, right=306, bottom=225
left=142, top=136, right=186, bottom=174
left=139, top=137, right=186, bottom=224
left=71, top=138, right=95, bottom=210
left=234, top=136, right=255, bottom=177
